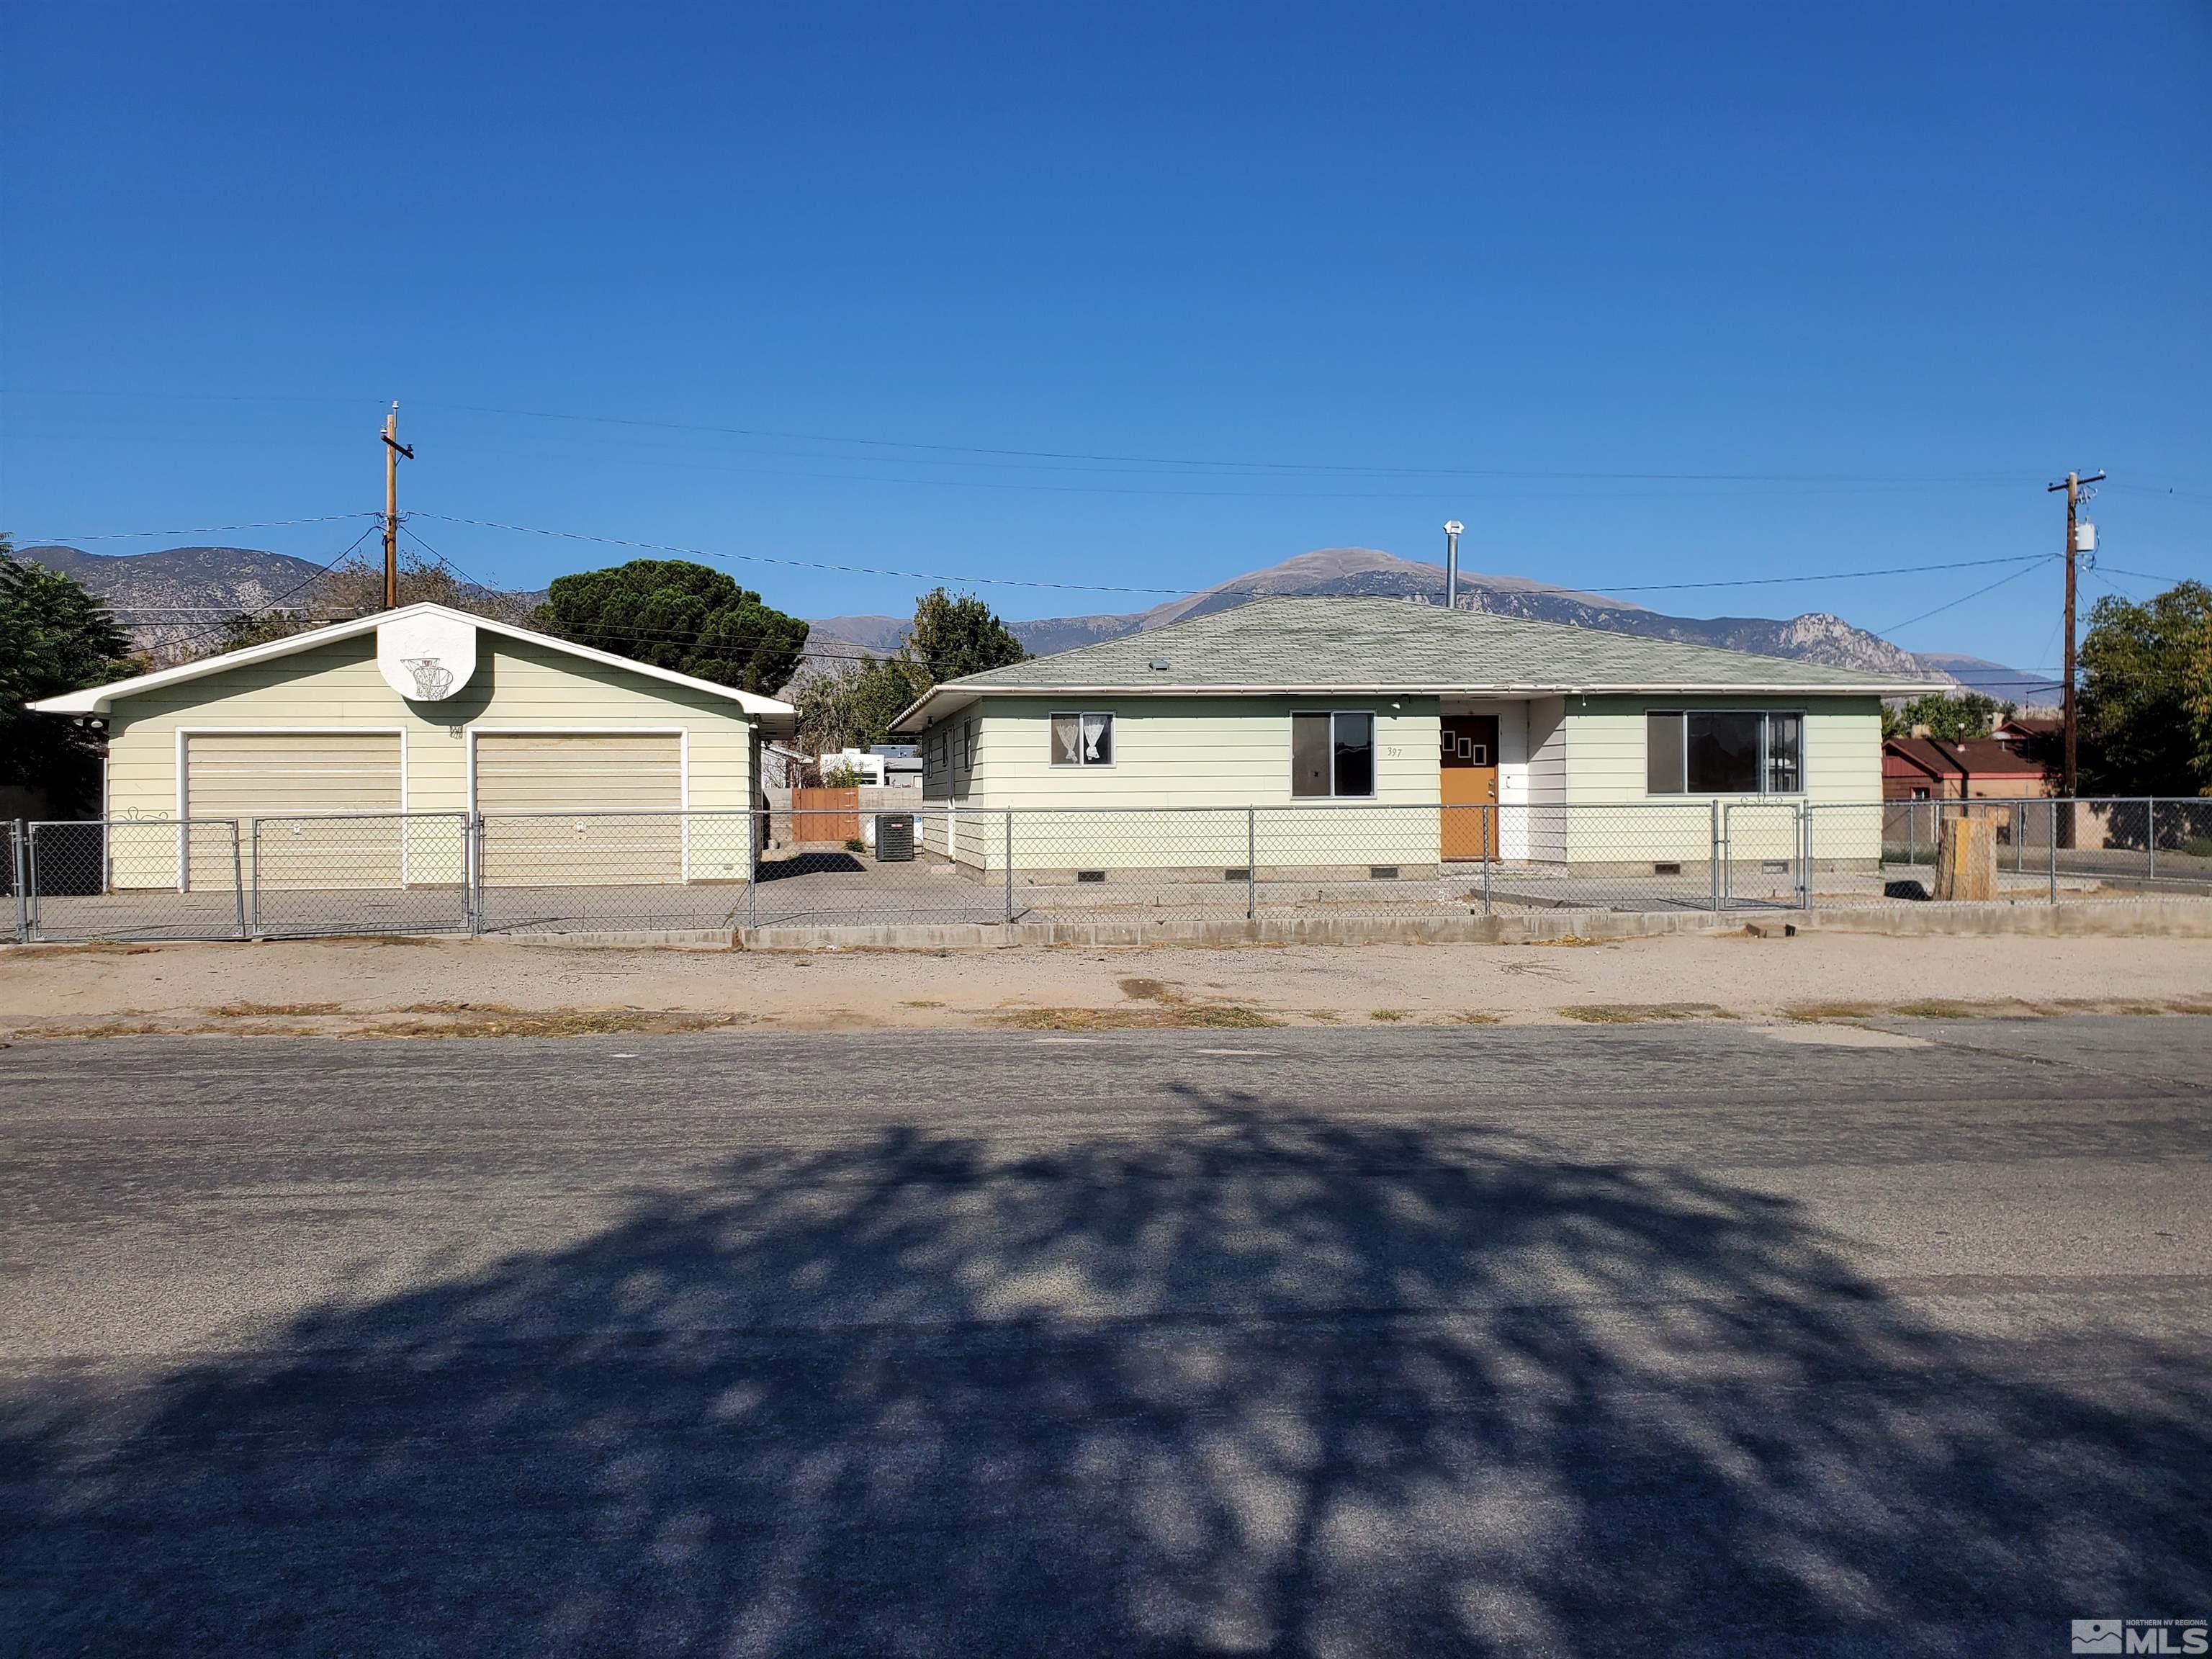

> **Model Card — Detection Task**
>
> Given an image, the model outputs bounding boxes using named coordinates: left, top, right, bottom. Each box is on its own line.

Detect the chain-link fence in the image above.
left=248, top=814, right=473, bottom=938
left=478, top=811, right=757, bottom=935
left=6, top=798, right=2209, bottom=942
left=1806, top=798, right=2212, bottom=906
left=23, top=819, right=248, bottom=941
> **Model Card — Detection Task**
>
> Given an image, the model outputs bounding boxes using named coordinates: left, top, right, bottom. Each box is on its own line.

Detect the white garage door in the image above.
left=184, top=732, right=403, bottom=890
left=475, top=732, right=684, bottom=884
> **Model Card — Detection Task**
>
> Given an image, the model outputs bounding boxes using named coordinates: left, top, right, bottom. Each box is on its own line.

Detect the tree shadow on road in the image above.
left=4, top=1092, right=2207, bottom=1655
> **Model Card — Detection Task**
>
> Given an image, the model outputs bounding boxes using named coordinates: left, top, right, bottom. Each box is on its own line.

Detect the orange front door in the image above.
left=1440, top=715, right=1499, bottom=860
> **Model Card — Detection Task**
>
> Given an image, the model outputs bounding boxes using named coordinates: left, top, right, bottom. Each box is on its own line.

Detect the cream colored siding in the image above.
left=1560, top=695, right=1881, bottom=863
left=184, top=732, right=403, bottom=890
left=97, top=629, right=759, bottom=889
left=910, top=688, right=1881, bottom=871
left=1524, top=697, right=1568, bottom=863
left=918, top=695, right=1441, bottom=870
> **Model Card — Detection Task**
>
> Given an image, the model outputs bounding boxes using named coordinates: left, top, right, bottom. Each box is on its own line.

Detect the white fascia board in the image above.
left=29, top=601, right=801, bottom=721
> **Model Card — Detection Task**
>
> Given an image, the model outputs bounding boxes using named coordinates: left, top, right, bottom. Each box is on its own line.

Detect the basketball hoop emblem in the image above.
left=376, top=612, right=477, bottom=701
left=403, top=657, right=454, bottom=700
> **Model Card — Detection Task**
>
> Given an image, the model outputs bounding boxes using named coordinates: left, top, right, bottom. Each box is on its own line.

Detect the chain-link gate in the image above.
left=24, top=819, right=248, bottom=942
left=1719, top=801, right=1807, bottom=910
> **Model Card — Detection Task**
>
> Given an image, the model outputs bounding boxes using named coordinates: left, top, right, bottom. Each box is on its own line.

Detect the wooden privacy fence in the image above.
left=791, top=787, right=862, bottom=843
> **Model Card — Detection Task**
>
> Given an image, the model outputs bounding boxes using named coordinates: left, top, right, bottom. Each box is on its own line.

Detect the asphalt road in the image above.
left=3, top=1020, right=2209, bottom=1657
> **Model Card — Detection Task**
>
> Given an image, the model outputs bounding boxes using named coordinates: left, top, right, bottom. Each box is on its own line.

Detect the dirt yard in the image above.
left=2, top=930, right=2208, bottom=1038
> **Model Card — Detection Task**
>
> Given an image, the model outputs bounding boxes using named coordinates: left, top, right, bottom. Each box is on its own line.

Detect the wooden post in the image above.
left=1935, top=811, right=1999, bottom=902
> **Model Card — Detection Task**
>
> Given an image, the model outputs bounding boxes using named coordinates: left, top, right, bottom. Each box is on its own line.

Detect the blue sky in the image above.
left=5, top=2, right=2207, bottom=682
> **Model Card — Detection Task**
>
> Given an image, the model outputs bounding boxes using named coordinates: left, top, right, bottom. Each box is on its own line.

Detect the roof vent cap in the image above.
left=1149, top=658, right=1170, bottom=672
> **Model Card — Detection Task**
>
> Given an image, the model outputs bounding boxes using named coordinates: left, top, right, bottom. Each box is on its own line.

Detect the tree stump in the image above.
left=1935, top=813, right=1998, bottom=902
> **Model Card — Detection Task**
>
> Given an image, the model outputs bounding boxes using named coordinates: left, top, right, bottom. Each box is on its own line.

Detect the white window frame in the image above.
left=1048, top=710, right=1116, bottom=768
left=1292, top=709, right=1378, bottom=801
left=1645, top=709, right=1806, bottom=797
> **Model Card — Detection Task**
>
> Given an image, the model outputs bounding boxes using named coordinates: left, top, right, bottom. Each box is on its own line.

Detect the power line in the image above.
left=22, top=513, right=379, bottom=543
left=397, top=523, right=504, bottom=596
left=414, top=508, right=2058, bottom=605
left=4, top=385, right=2038, bottom=485
left=112, top=525, right=383, bottom=654
left=409, top=511, right=1190, bottom=597
left=2097, top=565, right=2197, bottom=586
left=1878, top=561, right=2049, bottom=637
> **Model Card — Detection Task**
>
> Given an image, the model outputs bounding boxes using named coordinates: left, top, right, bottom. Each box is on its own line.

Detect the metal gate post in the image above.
left=1799, top=805, right=1812, bottom=911
left=1246, top=807, right=1257, bottom=921
left=2146, top=797, right=2157, bottom=885
left=2047, top=799, right=2058, bottom=903
left=12, top=822, right=25, bottom=943
left=1709, top=801, right=1720, bottom=913
left=469, top=813, right=486, bottom=936
left=250, top=819, right=262, bottom=938
left=1481, top=805, right=1492, bottom=914
left=230, top=823, right=247, bottom=940
left=1004, top=809, right=1015, bottom=925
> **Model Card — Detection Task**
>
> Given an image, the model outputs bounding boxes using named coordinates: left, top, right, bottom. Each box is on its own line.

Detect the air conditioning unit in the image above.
left=873, top=814, right=915, bottom=862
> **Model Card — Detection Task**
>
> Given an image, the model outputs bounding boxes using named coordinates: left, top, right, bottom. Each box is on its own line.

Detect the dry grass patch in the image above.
left=383, top=1004, right=739, bottom=1038
left=1892, top=999, right=2010, bottom=1020
left=1783, top=1001, right=1880, bottom=1024
left=210, top=1001, right=343, bottom=1018
left=1369, top=1009, right=1408, bottom=1022
left=899, top=999, right=945, bottom=1009
left=5, top=942, right=161, bottom=958
left=1559, top=1002, right=1735, bottom=1024
left=996, top=1004, right=1281, bottom=1031
left=1450, top=1011, right=1504, bottom=1025
left=1117, top=976, right=1177, bottom=1002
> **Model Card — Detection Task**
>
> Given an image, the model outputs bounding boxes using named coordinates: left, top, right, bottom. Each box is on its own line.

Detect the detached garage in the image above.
left=30, top=602, right=794, bottom=891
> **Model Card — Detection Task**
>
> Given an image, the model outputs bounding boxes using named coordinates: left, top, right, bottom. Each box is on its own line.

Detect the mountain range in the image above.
left=22, top=541, right=2054, bottom=699
left=818, top=547, right=2026, bottom=690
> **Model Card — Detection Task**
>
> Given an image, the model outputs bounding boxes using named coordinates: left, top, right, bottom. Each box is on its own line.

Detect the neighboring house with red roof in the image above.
left=1882, top=734, right=2054, bottom=801
left=1990, top=715, right=2062, bottom=752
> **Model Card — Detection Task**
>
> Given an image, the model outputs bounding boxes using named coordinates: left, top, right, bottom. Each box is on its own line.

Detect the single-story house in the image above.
left=1882, top=736, right=2053, bottom=801
left=29, top=601, right=794, bottom=889
left=889, top=595, right=1931, bottom=875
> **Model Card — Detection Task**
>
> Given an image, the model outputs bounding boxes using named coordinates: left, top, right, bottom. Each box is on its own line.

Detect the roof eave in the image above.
left=894, top=678, right=1931, bottom=727
left=25, top=601, right=799, bottom=721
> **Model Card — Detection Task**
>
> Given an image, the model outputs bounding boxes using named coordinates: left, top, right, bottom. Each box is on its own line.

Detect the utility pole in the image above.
left=2044, top=469, right=2097, bottom=814
left=2046, top=467, right=2104, bottom=843
left=380, top=403, right=415, bottom=609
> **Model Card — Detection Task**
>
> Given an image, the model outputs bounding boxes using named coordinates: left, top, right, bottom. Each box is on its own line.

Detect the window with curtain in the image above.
left=1645, top=711, right=1805, bottom=794
left=1049, top=711, right=1115, bottom=766
left=1292, top=711, right=1376, bottom=798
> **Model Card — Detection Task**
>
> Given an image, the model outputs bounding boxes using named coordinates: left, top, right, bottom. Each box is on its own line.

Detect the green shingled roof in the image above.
left=894, top=595, right=1932, bottom=729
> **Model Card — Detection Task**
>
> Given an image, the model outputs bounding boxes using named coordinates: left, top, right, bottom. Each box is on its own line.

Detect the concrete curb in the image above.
left=1792, top=896, right=2212, bottom=939
left=9, top=899, right=2205, bottom=955
left=506, top=929, right=738, bottom=950
left=733, top=896, right=2212, bottom=950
